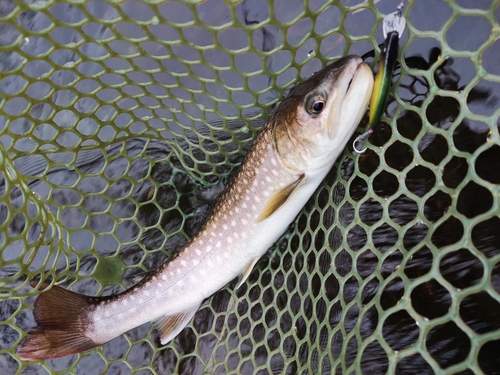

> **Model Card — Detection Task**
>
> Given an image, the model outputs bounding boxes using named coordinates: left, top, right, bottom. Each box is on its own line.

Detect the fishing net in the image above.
left=1, top=0, right=499, bottom=373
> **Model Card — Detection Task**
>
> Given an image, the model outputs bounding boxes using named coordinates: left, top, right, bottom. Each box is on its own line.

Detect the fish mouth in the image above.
left=330, top=58, right=373, bottom=139
left=345, top=61, right=373, bottom=106
left=345, top=57, right=367, bottom=96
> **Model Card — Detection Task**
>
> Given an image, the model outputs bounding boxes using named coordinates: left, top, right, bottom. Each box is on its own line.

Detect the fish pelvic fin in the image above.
left=156, top=304, right=200, bottom=345
left=17, top=282, right=97, bottom=361
left=257, top=174, right=305, bottom=222
left=236, top=257, right=260, bottom=290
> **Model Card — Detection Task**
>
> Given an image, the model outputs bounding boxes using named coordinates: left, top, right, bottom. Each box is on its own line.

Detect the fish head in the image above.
left=273, top=55, right=374, bottom=172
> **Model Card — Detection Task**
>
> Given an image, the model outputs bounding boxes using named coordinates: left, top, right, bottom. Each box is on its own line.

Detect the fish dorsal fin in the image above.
left=236, top=257, right=260, bottom=290
left=257, top=174, right=305, bottom=222
left=155, top=305, right=200, bottom=345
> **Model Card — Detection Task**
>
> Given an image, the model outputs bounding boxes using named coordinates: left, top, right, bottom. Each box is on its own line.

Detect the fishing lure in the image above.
left=353, top=4, right=406, bottom=153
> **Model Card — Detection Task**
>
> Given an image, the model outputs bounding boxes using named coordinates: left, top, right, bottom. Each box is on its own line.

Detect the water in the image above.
left=0, top=0, right=499, bottom=374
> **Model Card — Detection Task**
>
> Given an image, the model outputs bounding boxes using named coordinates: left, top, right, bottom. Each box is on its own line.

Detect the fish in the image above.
left=17, top=55, right=374, bottom=361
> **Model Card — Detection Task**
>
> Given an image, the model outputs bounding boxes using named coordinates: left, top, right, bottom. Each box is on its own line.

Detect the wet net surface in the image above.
left=1, top=0, right=500, bottom=374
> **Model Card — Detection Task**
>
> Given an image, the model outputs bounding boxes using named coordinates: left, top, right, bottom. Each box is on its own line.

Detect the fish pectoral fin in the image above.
left=257, top=174, right=305, bottom=222
left=236, top=257, right=260, bottom=290
left=156, top=305, right=200, bottom=345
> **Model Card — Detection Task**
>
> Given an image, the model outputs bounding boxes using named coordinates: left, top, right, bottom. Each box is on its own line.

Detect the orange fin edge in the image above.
left=16, top=282, right=98, bottom=361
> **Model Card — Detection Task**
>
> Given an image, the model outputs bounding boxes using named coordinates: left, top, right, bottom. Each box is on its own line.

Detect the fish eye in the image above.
left=306, top=95, right=325, bottom=116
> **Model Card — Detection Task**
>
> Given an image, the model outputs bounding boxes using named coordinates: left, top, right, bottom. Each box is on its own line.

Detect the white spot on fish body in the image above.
left=162, top=274, right=167, bottom=281
left=242, top=202, right=247, bottom=209
left=189, top=275, right=197, bottom=283
left=227, top=237, right=233, bottom=244
left=265, top=176, right=272, bottom=183
left=207, top=259, right=214, bottom=267
left=231, top=220, right=236, bottom=226
left=195, top=249, right=202, bottom=256
left=216, top=241, right=221, bottom=248
left=181, top=260, right=187, bottom=267
left=223, top=224, right=228, bottom=230
left=216, top=255, right=222, bottom=263
left=241, top=219, right=248, bottom=225
left=272, top=169, right=279, bottom=176
left=176, top=268, right=182, bottom=275
left=271, top=158, right=277, bottom=166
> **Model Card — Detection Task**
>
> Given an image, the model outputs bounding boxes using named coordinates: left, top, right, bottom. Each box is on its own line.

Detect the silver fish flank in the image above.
left=17, top=55, right=374, bottom=361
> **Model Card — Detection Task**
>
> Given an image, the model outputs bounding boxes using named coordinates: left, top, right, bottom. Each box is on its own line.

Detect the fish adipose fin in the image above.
left=257, top=174, right=305, bottom=222
left=236, top=257, right=260, bottom=290
left=17, top=282, right=97, bottom=361
left=156, top=304, right=200, bottom=345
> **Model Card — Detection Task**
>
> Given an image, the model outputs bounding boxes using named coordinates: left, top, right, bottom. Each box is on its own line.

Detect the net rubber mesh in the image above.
left=1, top=0, right=500, bottom=374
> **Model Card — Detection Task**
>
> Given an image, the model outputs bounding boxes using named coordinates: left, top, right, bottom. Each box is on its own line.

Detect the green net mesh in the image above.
left=1, top=0, right=500, bottom=373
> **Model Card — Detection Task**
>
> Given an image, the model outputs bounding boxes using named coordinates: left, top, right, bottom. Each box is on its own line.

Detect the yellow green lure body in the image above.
left=353, top=8, right=406, bottom=153
left=369, top=30, right=400, bottom=127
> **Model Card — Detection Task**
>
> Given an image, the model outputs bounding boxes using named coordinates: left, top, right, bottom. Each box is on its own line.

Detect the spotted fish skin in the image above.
left=88, top=125, right=301, bottom=344
left=17, top=55, right=374, bottom=360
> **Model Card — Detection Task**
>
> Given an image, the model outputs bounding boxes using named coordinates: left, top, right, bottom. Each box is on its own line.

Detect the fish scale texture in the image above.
left=0, top=0, right=499, bottom=374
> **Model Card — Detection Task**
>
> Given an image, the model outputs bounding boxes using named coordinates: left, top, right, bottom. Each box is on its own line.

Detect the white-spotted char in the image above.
left=17, top=55, right=373, bottom=361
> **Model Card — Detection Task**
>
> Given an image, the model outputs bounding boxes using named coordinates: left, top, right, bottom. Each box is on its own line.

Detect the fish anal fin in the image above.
left=156, top=305, right=200, bottom=345
left=236, top=257, right=260, bottom=290
left=257, top=174, right=305, bottom=222
left=17, top=282, right=98, bottom=361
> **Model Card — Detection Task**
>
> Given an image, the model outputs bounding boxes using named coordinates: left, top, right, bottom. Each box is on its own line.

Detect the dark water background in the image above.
left=0, top=0, right=499, bottom=374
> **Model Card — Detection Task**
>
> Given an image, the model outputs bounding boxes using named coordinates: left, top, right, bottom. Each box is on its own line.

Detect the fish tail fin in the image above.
left=17, top=282, right=98, bottom=361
